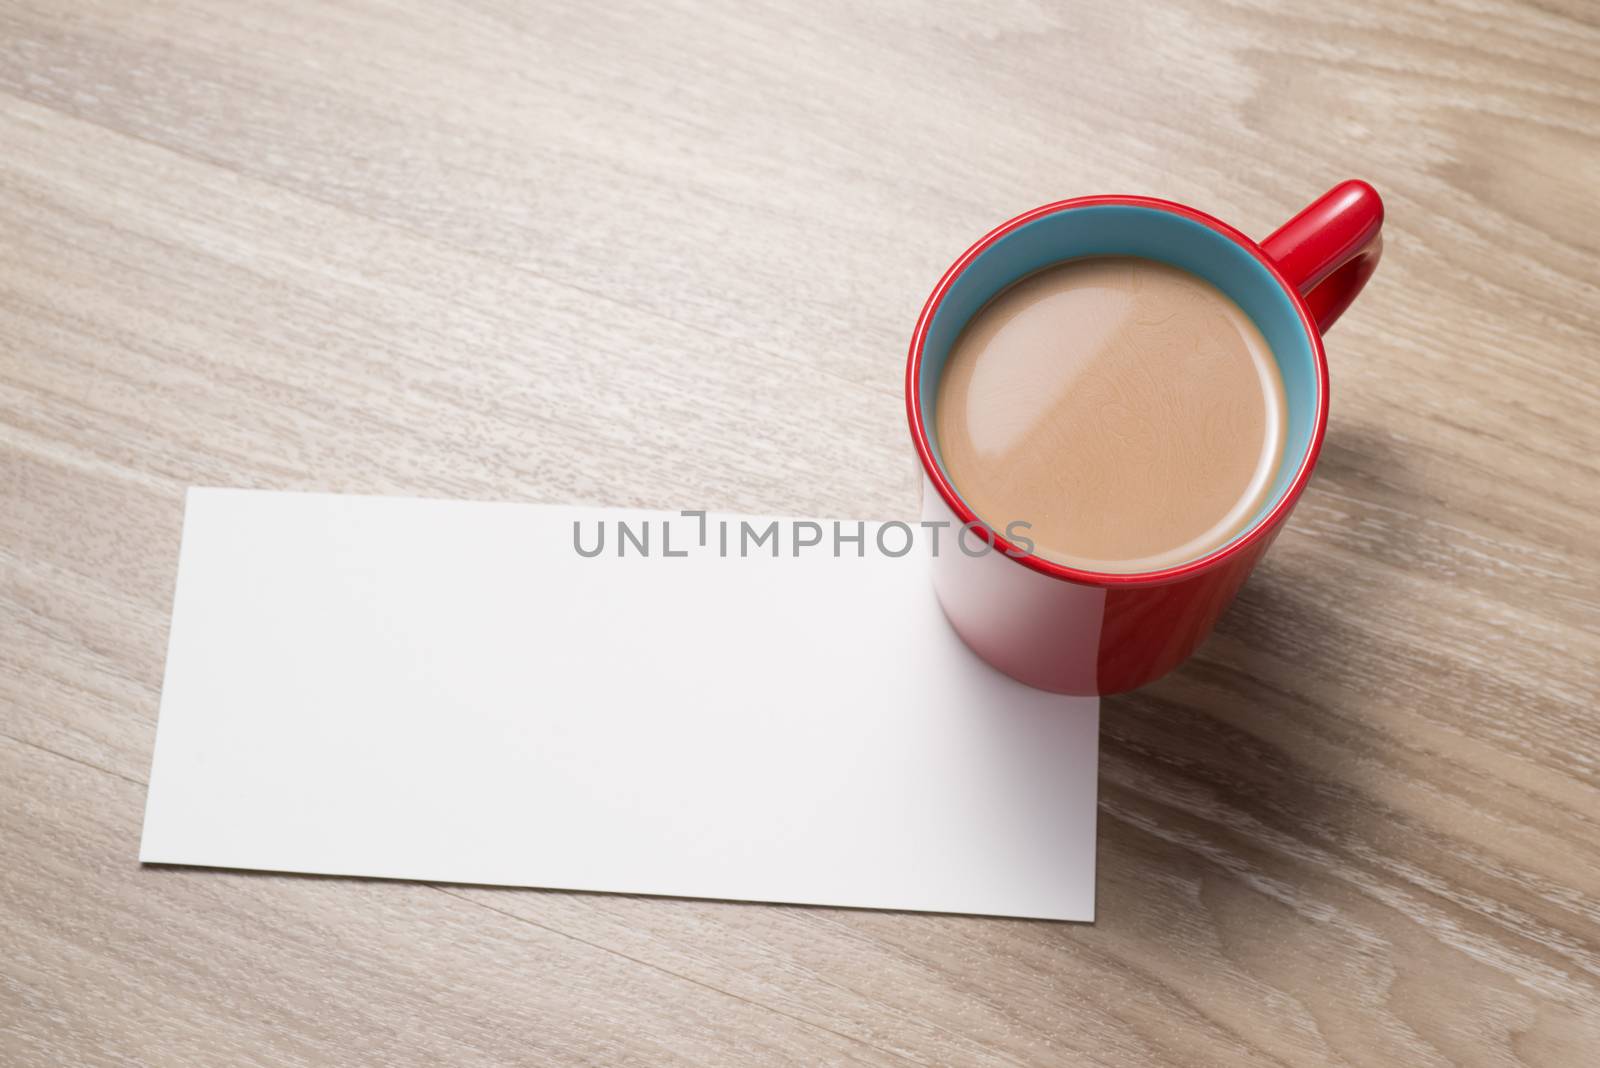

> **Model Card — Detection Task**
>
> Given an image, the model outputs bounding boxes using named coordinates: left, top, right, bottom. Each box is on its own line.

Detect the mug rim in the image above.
left=905, top=194, right=1330, bottom=590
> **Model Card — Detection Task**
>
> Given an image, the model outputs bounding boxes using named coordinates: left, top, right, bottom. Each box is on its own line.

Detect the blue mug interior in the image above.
left=918, top=203, right=1320, bottom=562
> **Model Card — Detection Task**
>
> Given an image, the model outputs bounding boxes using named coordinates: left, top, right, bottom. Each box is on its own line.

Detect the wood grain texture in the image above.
left=2, top=0, right=1598, bottom=1063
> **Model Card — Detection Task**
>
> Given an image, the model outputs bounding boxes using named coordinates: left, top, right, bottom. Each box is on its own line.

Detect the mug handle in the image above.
left=1260, top=180, right=1384, bottom=333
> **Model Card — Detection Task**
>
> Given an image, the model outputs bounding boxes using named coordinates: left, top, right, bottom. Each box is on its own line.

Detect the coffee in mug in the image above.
left=935, top=255, right=1287, bottom=574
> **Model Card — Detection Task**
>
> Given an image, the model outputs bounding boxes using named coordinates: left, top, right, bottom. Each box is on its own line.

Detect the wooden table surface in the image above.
left=3, top=1, right=1598, bottom=1064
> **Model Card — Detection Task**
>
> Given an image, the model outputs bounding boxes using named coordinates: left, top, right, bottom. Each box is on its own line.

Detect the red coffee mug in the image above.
left=906, top=181, right=1383, bottom=695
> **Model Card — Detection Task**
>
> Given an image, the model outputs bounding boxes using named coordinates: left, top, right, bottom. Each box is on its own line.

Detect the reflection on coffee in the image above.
left=935, top=256, right=1287, bottom=573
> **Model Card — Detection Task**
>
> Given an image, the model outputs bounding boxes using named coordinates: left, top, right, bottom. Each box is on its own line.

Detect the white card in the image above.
left=141, top=490, right=1100, bottom=920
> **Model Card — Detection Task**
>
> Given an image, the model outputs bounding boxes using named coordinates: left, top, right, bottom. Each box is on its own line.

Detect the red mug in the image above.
left=906, top=181, right=1383, bottom=695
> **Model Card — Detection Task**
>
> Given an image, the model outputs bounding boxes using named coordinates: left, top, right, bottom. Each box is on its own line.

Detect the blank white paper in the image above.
left=140, top=490, right=1100, bottom=920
